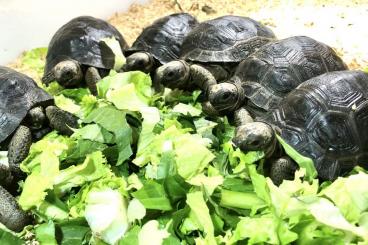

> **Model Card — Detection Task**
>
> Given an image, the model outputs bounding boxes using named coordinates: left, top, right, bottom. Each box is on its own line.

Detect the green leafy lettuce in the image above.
left=6, top=50, right=368, bottom=245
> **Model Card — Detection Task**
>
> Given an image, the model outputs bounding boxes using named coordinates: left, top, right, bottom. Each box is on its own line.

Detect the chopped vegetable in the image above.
left=3, top=48, right=368, bottom=245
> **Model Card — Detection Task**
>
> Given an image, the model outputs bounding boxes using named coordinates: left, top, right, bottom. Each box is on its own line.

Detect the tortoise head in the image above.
left=233, top=122, right=276, bottom=157
left=124, top=52, right=155, bottom=73
left=27, top=107, right=46, bottom=130
left=154, top=60, right=190, bottom=89
left=208, top=81, right=245, bottom=114
left=43, top=60, right=83, bottom=87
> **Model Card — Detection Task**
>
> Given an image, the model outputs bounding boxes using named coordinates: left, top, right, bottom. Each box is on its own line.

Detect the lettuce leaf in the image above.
left=320, top=172, right=368, bottom=224
left=35, top=221, right=57, bottom=245
left=84, top=106, right=133, bottom=165
left=19, top=151, right=111, bottom=212
left=132, top=180, right=172, bottom=211
left=100, top=37, right=126, bottom=71
left=276, top=135, right=317, bottom=181
left=85, top=188, right=129, bottom=245
left=186, top=191, right=216, bottom=244
left=138, top=220, right=169, bottom=245
left=97, top=71, right=153, bottom=111
left=0, top=225, right=24, bottom=245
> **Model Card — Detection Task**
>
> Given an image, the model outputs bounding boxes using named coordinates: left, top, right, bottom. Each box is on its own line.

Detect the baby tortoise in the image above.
left=154, top=15, right=275, bottom=92
left=207, top=36, right=347, bottom=118
left=233, top=71, right=368, bottom=185
left=0, top=66, right=78, bottom=181
left=123, top=13, right=198, bottom=75
left=42, top=16, right=128, bottom=94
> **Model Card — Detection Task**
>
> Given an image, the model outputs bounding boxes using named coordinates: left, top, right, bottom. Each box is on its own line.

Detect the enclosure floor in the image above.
left=109, top=0, right=368, bottom=70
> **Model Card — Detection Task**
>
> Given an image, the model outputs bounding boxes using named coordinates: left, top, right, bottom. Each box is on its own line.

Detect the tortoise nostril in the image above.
left=167, top=71, right=174, bottom=78
left=64, top=70, right=73, bottom=79
left=137, top=59, right=145, bottom=66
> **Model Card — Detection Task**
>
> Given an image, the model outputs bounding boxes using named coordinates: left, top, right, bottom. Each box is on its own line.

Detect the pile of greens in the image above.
left=2, top=49, right=368, bottom=245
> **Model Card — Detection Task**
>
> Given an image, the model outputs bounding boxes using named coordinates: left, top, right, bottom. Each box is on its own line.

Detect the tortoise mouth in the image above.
left=201, top=101, right=220, bottom=117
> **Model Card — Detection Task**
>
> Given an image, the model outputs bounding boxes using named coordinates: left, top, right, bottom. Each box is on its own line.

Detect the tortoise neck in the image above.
left=267, top=125, right=283, bottom=158
left=232, top=80, right=247, bottom=111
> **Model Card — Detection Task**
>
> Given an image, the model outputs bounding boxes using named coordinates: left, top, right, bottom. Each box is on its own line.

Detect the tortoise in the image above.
left=233, top=70, right=368, bottom=185
left=42, top=16, right=128, bottom=94
left=206, top=36, right=348, bottom=119
left=0, top=66, right=78, bottom=181
left=123, top=13, right=198, bottom=75
left=154, top=15, right=276, bottom=92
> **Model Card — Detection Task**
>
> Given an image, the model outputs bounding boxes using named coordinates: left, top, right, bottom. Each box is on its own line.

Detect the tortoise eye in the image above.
left=249, top=139, right=261, bottom=147
left=221, top=91, right=232, bottom=100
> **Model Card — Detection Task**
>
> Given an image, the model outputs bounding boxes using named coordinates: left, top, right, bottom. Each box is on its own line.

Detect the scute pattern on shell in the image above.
left=180, top=15, right=276, bottom=63
left=126, top=13, right=198, bottom=64
left=265, top=71, right=368, bottom=180
left=0, top=67, right=53, bottom=142
left=238, top=36, right=348, bottom=114
left=44, top=16, right=129, bottom=74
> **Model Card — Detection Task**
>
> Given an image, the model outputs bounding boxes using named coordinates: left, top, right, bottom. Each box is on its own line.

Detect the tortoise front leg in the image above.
left=45, top=106, right=78, bottom=136
left=0, top=163, right=13, bottom=188
left=269, top=156, right=298, bottom=186
left=0, top=185, right=30, bottom=232
left=7, top=125, right=32, bottom=179
left=85, top=66, right=101, bottom=95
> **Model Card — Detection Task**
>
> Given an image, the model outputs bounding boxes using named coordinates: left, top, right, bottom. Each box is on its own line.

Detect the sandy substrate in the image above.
left=109, top=0, right=368, bottom=70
